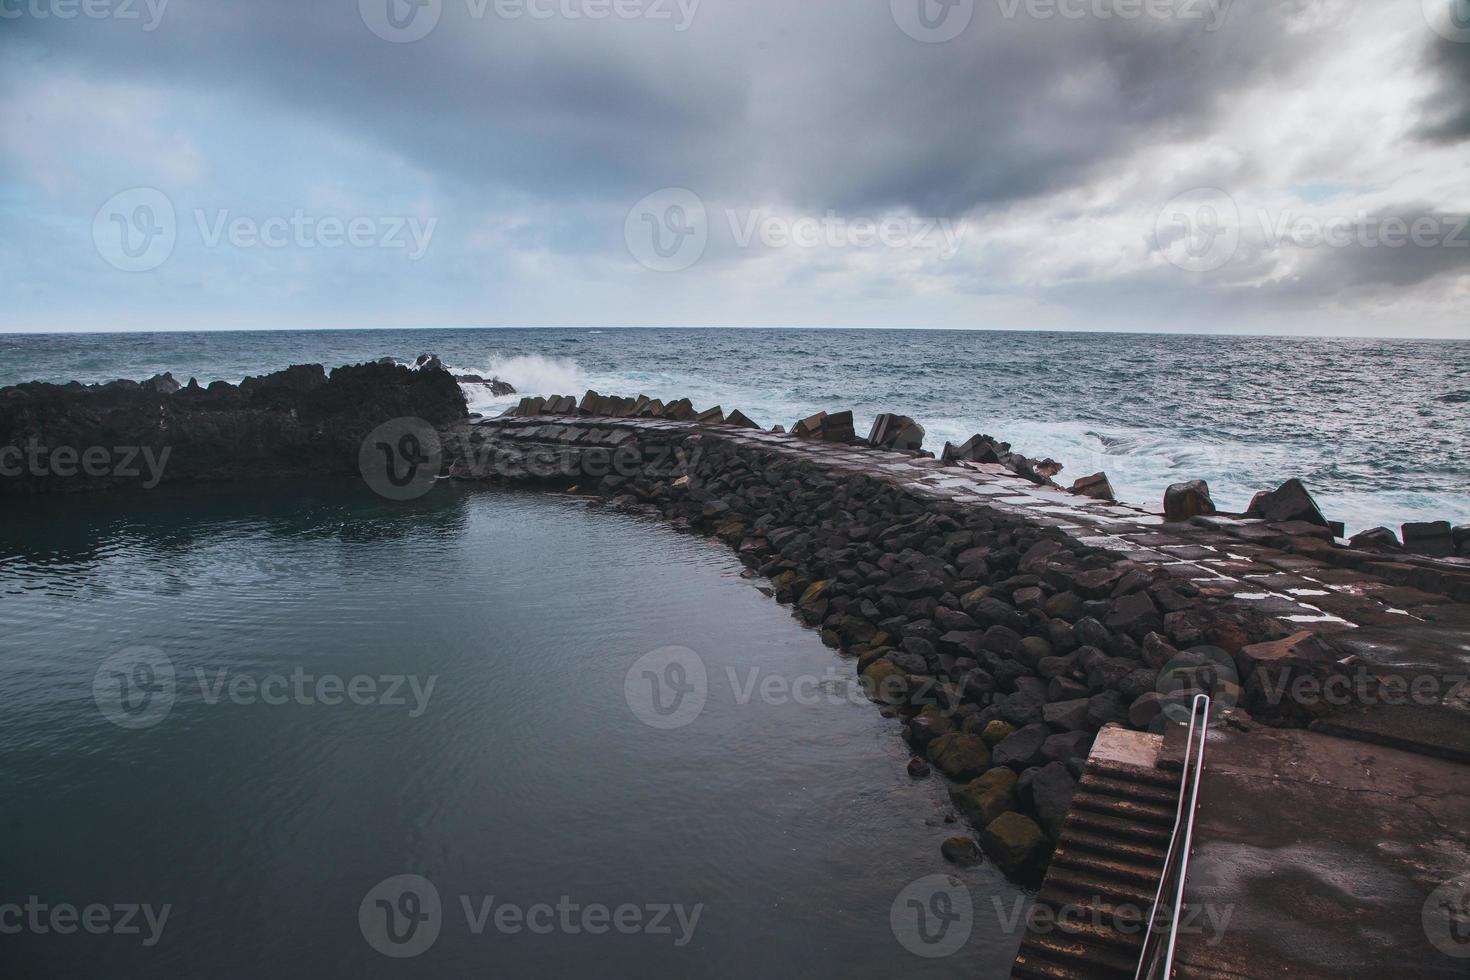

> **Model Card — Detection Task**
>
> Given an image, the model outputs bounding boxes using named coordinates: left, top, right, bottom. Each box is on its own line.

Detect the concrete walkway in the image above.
left=1176, top=723, right=1470, bottom=978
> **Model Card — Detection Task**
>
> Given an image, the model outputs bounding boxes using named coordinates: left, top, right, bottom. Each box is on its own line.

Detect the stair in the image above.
left=1012, top=727, right=1179, bottom=980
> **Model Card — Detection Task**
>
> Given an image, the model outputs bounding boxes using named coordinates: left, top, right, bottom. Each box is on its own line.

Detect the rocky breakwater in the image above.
left=0, top=363, right=467, bottom=494
left=444, top=394, right=1285, bottom=884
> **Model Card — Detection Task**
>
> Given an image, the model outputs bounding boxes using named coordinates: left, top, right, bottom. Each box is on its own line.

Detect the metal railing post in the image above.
left=1135, top=693, right=1212, bottom=980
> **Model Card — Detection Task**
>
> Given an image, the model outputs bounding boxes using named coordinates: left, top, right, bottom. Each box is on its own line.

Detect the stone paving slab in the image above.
left=1174, top=724, right=1470, bottom=979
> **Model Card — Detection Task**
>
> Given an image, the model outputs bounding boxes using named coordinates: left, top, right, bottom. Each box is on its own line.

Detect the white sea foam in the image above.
left=445, top=349, right=1469, bottom=535
left=453, top=354, right=589, bottom=414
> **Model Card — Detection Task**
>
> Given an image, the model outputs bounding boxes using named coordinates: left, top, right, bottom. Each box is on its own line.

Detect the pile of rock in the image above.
left=0, top=362, right=468, bottom=494
left=462, top=425, right=1269, bottom=882
left=501, top=390, right=763, bottom=429
left=660, top=442, right=1258, bottom=880
left=942, top=433, right=1064, bottom=487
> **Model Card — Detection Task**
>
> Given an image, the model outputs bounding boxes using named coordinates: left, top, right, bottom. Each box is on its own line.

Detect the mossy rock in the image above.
left=941, top=836, right=982, bottom=866
left=948, top=767, right=1018, bottom=828
left=981, top=720, right=1016, bottom=747
left=925, top=733, right=992, bottom=781
left=715, top=520, right=747, bottom=543
left=908, top=705, right=955, bottom=748
left=799, top=579, right=836, bottom=610
left=861, top=660, right=909, bottom=704
left=980, top=812, right=1047, bottom=877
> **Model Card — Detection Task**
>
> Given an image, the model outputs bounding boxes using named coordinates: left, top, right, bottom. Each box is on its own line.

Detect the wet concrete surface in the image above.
left=1175, top=725, right=1470, bottom=979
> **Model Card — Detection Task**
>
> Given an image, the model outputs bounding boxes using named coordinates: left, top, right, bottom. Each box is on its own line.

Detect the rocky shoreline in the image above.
left=6, top=364, right=1470, bottom=885
left=0, top=362, right=465, bottom=494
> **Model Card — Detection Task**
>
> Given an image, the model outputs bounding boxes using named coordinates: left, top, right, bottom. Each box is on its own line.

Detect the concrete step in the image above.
left=1069, top=788, right=1176, bottom=827
left=1014, top=931, right=1141, bottom=980
left=1039, top=864, right=1159, bottom=909
left=1057, top=827, right=1169, bottom=867
left=1080, top=771, right=1182, bottom=810
left=1066, top=807, right=1175, bottom=847
left=1051, top=845, right=1165, bottom=889
left=1014, top=726, right=1174, bottom=980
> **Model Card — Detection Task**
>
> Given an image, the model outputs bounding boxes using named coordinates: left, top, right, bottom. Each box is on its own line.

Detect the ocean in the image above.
left=3, top=327, right=1465, bottom=535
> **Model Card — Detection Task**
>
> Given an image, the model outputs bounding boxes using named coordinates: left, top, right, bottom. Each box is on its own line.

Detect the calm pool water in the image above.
left=0, top=484, right=1025, bottom=977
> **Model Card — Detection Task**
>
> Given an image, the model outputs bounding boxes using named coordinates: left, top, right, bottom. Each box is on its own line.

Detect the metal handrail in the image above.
left=1134, top=693, right=1212, bottom=980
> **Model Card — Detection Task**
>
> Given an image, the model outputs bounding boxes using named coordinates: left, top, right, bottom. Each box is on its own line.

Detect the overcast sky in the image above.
left=2, top=0, right=1467, bottom=335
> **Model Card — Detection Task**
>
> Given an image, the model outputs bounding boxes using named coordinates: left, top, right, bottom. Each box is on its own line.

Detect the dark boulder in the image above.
left=1246, top=478, right=1328, bottom=527
left=1164, top=480, right=1216, bottom=522
left=1069, top=472, right=1116, bottom=501
left=1349, top=526, right=1402, bottom=550
left=868, top=414, right=926, bottom=452
left=1401, top=521, right=1455, bottom=558
left=1026, top=762, right=1078, bottom=840
left=993, top=723, right=1051, bottom=769
left=979, top=812, right=1047, bottom=878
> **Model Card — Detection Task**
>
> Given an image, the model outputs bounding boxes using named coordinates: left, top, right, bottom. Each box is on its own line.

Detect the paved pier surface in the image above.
left=449, top=412, right=1470, bottom=976
left=1177, top=724, right=1470, bottom=978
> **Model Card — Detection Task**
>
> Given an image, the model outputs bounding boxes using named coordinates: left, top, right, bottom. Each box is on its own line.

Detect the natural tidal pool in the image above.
left=0, top=484, right=1026, bottom=978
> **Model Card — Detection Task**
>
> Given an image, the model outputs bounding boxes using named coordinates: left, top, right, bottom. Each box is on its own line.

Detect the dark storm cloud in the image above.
left=3, top=0, right=1337, bottom=217
left=1417, top=38, right=1470, bottom=142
